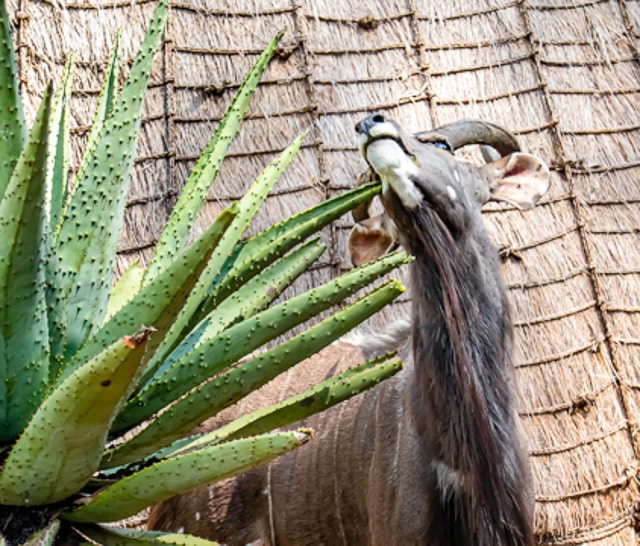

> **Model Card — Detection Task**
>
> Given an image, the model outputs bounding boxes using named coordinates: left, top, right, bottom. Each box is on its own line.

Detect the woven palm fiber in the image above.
left=6, top=0, right=640, bottom=543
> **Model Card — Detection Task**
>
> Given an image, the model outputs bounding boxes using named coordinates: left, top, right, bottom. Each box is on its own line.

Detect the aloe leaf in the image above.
left=64, top=431, right=311, bottom=523
left=23, top=520, right=60, bottom=546
left=43, top=59, right=74, bottom=383
left=0, top=328, right=151, bottom=506
left=51, top=37, right=119, bottom=370
left=104, top=279, right=404, bottom=466
left=45, top=247, right=67, bottom=381
left=58, top=205, right=237, bottom=384
left=142, top=134, right=304, bottom=381
left=0, top=85, right=52, bottom=441
left=126, top=357, right=402, bottom=472
left=43, top=56, right=74, bottom=376
left=113, top=251, right=409, bottom=433
left=105, top=259, right=144, bottom=322
left=93, top=435, right=196, bottom=483
left=71, top=524, right=218, bottom=546
left=0, top=1, right=26, bottom=197
left=47, top=55, right=73, bottom=232
left=160, top=237, right=325, bottom=376
left=144, top=29, right=285, bottom=284
left=55, top=0, right=168, bottom=358
left=93, top=434, right=198, bottom=484
left=39, top=63, right=72, bottom=380
left=201, top=181, right=382, bottom=317
left=190, top=354, right=403, bottom=448
left=72, top=31, right=121, bottom=191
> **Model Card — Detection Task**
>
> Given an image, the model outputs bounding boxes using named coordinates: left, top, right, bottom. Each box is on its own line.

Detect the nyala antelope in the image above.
left=149, top=113, right=549, bottom=546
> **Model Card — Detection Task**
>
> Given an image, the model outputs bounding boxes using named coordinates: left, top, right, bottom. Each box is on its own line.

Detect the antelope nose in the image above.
left=355, top=112, right=386, bottom=135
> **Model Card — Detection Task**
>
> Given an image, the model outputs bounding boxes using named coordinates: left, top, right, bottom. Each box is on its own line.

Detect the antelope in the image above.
left=148, top=114, right=550, bottom=545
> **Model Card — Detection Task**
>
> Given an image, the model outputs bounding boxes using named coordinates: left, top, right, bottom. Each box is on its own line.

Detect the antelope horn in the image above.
left=354, top=119, right=521, bottom=223
left=423, top=119, right=521, bottom=156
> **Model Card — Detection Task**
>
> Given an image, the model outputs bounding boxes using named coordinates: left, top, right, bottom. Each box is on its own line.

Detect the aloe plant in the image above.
left=0, top=1, right=407, bottom=544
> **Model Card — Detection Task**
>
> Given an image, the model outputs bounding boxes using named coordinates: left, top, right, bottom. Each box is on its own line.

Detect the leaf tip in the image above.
left=294, top=428, right=313, bottom=443
left=123, top=325, right=156, bottom=349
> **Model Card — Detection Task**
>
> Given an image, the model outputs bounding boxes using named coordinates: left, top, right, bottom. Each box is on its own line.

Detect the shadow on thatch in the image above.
left=8, top=0, right=640, bottom=543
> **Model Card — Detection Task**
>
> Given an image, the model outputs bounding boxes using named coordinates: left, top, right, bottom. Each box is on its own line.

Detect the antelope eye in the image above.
left=431, top=140, right=453, bottom=153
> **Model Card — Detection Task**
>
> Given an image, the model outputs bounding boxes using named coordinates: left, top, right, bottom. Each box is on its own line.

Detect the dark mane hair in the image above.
left=404, top=205, right=533, bottom=545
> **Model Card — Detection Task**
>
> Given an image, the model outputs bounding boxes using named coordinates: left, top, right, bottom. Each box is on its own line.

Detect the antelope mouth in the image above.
left=355, top=116, right=412, bottom=158
left=358, top=133, right=416, bottom=183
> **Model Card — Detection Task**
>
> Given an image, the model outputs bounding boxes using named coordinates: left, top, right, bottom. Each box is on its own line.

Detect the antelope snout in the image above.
left=355, top=112, right=386, bottom=135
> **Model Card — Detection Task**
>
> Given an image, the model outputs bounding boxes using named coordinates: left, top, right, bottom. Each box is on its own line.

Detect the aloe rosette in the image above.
left=0, top=1, right=407, bottom=544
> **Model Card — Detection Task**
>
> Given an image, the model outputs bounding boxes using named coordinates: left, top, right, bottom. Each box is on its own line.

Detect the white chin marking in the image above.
left=357, top=132, right=369, bottom=155
left=366, top=139, right=405, bottom=172
left=369, top=121, right=399, bottom=140
left=358, top=121, right=398, bottom=154
left=366, top=139, right=422, bottom=210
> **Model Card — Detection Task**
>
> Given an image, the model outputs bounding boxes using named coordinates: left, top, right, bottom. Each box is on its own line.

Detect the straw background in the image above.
left=5, top=0, right=640, bottom=543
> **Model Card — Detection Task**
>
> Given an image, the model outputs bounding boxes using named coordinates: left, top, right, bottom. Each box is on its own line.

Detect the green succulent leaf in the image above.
left=59, top=205, right=237, bottom=384
left=94, top=435, right=197, bottom=483
left=144, top=133, right=305, bottom=381
left=70, top=524, right=218, bottom=546
left=144, top=29, right=285, bottom=283
left=113, top=251, right=409, bottom=433
left=160, top=237, right=326, bottom=376
left=188, top=354, right=403, bottom=448
left=72, top=31, right=121, bottom=190
left=64, top=431, right=311, bottom=523
left=54, top=0, right=168, bottom=358
left=0, top=0, right=26, bottom=198
left=44, top=243, right=67, bottom=381
left=0, top=85, right=52, bottom=441
left=23, top=519, right=60, bottom=546
left=203, top=181, right=382, bottom=316
left=104, top=279, right=404, bottom=466
left=0, top=10, right=405, bottom=543
left=105, top=259, right=144, bottom=322
left=46, top=55, right=73, bottom=233
left=42, top=59, right=75, bottom=383
left=0, top=328, right=151, bottom=506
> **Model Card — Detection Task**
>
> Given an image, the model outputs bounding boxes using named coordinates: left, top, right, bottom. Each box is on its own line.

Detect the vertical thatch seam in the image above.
left=518, top=0, right=640, bottom=470
left=617, top=0, right=640, bottom=66
left=405, top=0, right=437, bottom=128
left=161, top=2, right=176, bottom=222
left=289, top=3, right=333, bottom=262
left=15, top=0, right=27, bottom=96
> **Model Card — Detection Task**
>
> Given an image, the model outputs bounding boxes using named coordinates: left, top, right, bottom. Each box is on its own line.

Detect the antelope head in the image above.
left=348, top=113, right=550, bottom=265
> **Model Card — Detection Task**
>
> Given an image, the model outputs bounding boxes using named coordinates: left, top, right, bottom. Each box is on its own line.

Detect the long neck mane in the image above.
left=404, top=207, right=532, bottom=546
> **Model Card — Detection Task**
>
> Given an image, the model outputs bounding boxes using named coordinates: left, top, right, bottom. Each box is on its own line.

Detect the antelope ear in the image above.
left=348, top=215, right=397, bottom=266
left=483, top=152, right=550, bottom=210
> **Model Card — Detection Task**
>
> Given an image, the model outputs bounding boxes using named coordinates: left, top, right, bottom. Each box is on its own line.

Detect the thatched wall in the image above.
left=6, top=0, right=640, bottom=543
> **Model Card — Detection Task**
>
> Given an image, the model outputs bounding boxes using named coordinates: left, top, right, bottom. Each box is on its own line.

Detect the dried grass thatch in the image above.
left=6, top=0, right=640, bottom=543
